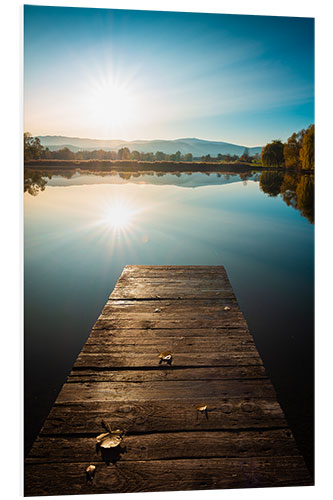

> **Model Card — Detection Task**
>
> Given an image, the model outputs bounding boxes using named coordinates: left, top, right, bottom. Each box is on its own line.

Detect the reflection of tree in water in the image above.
left=119, top=172, right=132, bottom=180
left=239, top=171, right=253, bottom=182
left=58, top=169, right=75, bottom=179
left=259, top=171, right=284, bottom=197
left=296, top=175, right=314, bottom=223
left=24, top=171, right=49, bottom=196
left=280, top=173, right=298, bottom=209
left=259, top=171, right=314, bottom=223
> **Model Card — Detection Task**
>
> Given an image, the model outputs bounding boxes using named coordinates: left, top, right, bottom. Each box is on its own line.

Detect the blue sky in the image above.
left=24, top=6, right=314, bottom=145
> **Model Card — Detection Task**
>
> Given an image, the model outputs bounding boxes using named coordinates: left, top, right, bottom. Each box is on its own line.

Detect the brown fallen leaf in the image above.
left=96, top=433, right=122, bottom=449
left=96, top=421, right=125, bottom=449
left=86, top=465, right=96, bottom=481
left=158, top=350, right=173, bottom=365
left=158, top=350, right=172, bottom=359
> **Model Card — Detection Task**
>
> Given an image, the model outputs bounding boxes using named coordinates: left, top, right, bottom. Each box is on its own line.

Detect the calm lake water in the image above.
left=24, top=170, right=314, bottom=473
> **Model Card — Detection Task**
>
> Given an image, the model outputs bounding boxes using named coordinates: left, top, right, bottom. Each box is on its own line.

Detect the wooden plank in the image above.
left=56, top=379, right=276, bottom=403
left=90, top=327, right=251, bottom=336
left=40, top=398, right=289, bottom=435
left=81, top=340, right=257, bottom=354
left=119, top=265, right=229, bottom=274
left=74, top=352, right=263, bottom=368
left=27, top=429, right=300, bottom=464
left=68, top=366, right=267, bottom=383
left=84, top=333, right=255, bottom=346
left=105, top=299, right=238, bottom=310
left=110, top=290, right=236, bottom=299
left=25, top=265, right=312, bottom=495
left=92, top=316, right=248, bottom=330
left=25, top=457, right=312, bottom=496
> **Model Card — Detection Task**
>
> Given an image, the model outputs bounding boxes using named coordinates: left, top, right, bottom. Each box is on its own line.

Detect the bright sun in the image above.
left=87, top=75, right=139, bottom=136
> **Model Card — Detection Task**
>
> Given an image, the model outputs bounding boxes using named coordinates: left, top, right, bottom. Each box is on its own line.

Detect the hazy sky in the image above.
left=24, top=6, right=314, bottom=145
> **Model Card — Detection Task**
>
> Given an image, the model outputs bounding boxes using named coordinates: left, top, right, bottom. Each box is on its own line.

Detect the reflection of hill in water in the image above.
left=45, top=171, right=258, bottom=189
left=24, top=169, right=313, bottom=224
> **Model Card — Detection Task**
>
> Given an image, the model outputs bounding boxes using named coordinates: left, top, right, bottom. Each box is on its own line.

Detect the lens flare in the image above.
left=103, top=200, right=135, bottom=230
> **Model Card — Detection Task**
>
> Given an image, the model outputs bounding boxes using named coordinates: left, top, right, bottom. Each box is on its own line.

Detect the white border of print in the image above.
left=1, top=1, right=331, bottom=500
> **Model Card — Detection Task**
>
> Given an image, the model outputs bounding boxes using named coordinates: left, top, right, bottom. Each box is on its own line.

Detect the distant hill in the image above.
left=38, top=136, right=262, bottom=157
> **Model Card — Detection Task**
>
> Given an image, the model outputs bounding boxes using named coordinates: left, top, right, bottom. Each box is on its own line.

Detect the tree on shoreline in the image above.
left=261, top=140, right=284, bottom=167
left=300, top=125, right=314, bottom=170
left=283, top=130, right=305, bottom=169
left=24, top=132, right=43, bottom=161
left=261, top=124, right=314, bottom=170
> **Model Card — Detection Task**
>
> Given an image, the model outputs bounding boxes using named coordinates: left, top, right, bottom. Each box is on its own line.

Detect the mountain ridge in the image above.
left=38, top=135, right=262, bottom=157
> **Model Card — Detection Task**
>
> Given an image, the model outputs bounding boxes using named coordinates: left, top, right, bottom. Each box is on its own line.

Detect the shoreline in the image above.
left=24, top=159, right=275, bottom=174
left=24, top=159, right=260, bottom=172
left=24, top=160, right=313, bottom=175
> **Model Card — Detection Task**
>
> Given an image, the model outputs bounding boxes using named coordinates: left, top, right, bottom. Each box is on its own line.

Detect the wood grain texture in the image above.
left=41, top=397, right=289, bottom=434
left=41, top=397, right=287, bottom=435
left=25, top=457, right=312, bottom=496
left=68, top=365, right=267, bottom=382
left=25, top=265, right=312, bottom=495
left=27, top=429, right=300, bottom=463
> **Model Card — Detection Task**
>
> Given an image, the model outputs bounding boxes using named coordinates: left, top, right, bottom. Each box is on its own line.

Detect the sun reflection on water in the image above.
left=96, top=196, right=141, bottom=243
left=102, top=200, right=136, bottom=230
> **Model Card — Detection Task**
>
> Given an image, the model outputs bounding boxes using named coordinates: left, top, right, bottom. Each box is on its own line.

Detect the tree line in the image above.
left=24, top=133, right=260, bottom=164
left=261, top=124, right=314, bottom=170
left=24, top=127, right=314, bottom=169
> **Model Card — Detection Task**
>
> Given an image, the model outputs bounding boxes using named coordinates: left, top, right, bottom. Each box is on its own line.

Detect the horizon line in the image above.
left=30, top=133, right=263, bottom=149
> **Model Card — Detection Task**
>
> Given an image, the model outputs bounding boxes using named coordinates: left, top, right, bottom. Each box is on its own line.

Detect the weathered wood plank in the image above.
left=90, top=326, right=251, bottom=336
left=105, top=299, right=237, bottom=309
left=41, top=398, right=289, bottom=435
left=56, top=379, right=275, bottom=403
left=112, top=278, right=233, bottom=288
left=27, top=429, right=300, bottom=464
left=74, top=352, right=263, bottom=368
left=93, top=317, right=249, bottom=330
left=120, top=265, right=229, bottom=274
left=24, top=456, right=312, bottom=496
left=82, top=332, right=255, bottom=353
left=110, top=290, right=236, bottom=299
left=81, top=340, right=257, bottom=354
left=68, top=366, right=267, bottom=383
left=101, top=309, right=241, bottom=319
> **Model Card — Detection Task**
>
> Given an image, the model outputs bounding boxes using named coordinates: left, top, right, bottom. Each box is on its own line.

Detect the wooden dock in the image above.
left=25, top=265, right=312, bottom=495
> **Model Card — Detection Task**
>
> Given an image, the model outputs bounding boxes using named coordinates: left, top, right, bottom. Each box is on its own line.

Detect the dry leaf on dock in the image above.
left=85, top=465, right=96, bottom=481
left=96, top=421, right=125, bottom=449
left=158, top=350, right=173, bottom=365
left=96, top=432, right=123, bottom=449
